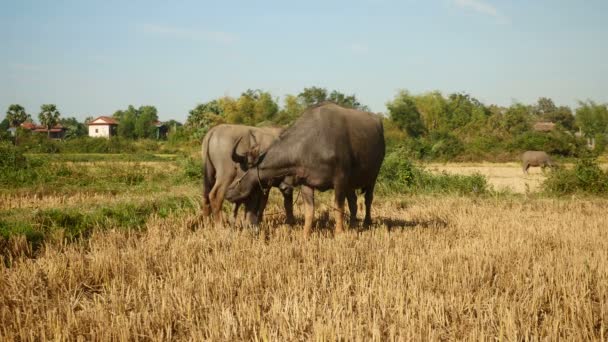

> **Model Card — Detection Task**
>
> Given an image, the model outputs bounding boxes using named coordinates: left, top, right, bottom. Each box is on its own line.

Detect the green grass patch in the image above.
left=377, top=147, right=490, bottom=195
left=543, top=157, right=608, bottom=196
left=0, top=195, right=198, bottom=256
left=27, top=153, right=176, bottom=163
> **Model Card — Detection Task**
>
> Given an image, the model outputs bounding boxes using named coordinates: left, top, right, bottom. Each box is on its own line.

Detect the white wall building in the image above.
left=88, top=116, right=118, bottom=138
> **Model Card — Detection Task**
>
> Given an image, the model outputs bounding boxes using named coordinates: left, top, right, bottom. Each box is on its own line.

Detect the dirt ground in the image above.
left=426, top=162, right=548, bottom=193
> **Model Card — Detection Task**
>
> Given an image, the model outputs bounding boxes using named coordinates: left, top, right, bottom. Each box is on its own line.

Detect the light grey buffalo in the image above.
left=521, top=150, right=554, bottom=174
left=226, top=102, right=385, bottom=238
left=201, top=124, right=294, bottom=225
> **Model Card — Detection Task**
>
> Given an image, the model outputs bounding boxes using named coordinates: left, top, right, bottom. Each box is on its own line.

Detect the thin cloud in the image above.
left=453, top=0, right=505, bottom=20
left=140, top=24, right=237, bottom=44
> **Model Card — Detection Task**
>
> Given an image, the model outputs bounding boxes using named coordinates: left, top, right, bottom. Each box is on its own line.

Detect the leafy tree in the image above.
left=5, top=104, right=31, bottom=144
left=186, top=100, right=224, bottom=129
left=253, top=91, right=279, bottom=123
left=447, top=93, right=489, bottom=129
left=386, top=90, right=425, bottom=137
left=298, top=86, right=328, bottom=107
left=276, top=94, right=305, bottom=124
left=60, top=117, right=87, bottom=139
left=534, top=97, right=558, bottom=118
left=134, top=105, right=159, bottom=139
left=575, top=100, right=608, bottom=138
left=328, top=90, right=368, bottom=110
left=502, top=103, right=531, bottom=135
left=215, top=90, right=280, bottom=126
left=0, top=118, right=8, bottom=131
left=298, top=86, right=368, bottom=110
left=38, top=104, right=61, bottom=138
left=547, top=106, right=576, bottom=131
left=533, top=97, right=575, bottom=131
left=6, top=104, right=30, bottom=128
left=413, top=91, right=448, bottom=132
left=115, top=106, right=138, bottom=139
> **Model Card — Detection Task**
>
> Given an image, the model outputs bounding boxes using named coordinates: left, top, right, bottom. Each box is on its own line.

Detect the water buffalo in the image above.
left=226, top=102, right=385, bottom=238
left=522, top=150, right=554, bottom=174
left=201, top=124, right=295, bottom=225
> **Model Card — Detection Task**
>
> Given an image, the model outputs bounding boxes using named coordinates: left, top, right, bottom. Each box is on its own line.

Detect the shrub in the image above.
left=0, top=142, right=51, bottom=186
left=543, top=157, right=608, bottom=195
left=510, top=131, right=582, bottom=157
left=427, top=132, right=464, bottom=160
left=378, top=147, right=489, bottom=195
left=180, top=156, right=204, bottom=181
left=0, top=142, right=28, bottom=169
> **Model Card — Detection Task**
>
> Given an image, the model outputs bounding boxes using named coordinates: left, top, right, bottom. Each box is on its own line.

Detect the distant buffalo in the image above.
left=521, top=150, right=555, bottom=174
left=201, top=124, right=294, bottom=226
left=226, top=102, right=385, bottom=238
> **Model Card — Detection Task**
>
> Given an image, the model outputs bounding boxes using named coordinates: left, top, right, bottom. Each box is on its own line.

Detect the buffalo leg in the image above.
left=256, top=191, right=270, bottom=224
left=232, top=202, right=241, bottom=226
left=202, top=166, right=214, bottom=217
left=283, top=191, right=295, bottom=225
left=202, top=179, right=213, bottom=217
left=346, top=190, right=357, bottom=227
left=244, top=196, right=260, bottom=228
left=364, top=187, right=374, bottom=226
left=301, top=186, right=315, bottom=238
left=209, top=182, right=228, bottom=224
left=202, top=185, right=212, bottom=217
left=334, top=187, right=346, bottom=235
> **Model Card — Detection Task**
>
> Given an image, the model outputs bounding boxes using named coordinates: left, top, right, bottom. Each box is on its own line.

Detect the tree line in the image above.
left=0, top=104, right=174, bottom=141
left=3, top=86, right=608, bottom=159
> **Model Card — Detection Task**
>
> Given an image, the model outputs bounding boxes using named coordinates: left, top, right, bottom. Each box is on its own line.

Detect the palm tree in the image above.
left=39, top=104, right=61, bottom=138
left=5, top=104, right=30, bottom=145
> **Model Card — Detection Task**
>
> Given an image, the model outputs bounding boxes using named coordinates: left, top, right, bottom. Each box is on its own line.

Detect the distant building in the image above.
left=88, top=116, right=118, bottom=138
left=154, top=120, right=168, bottom=139
left=21, top=122, right=67, bottom=139
left=533, top=121, right=556, bottom=132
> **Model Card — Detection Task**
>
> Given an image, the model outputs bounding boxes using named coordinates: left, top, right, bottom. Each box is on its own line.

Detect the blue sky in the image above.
left=2, top=0, right=607, bottom=122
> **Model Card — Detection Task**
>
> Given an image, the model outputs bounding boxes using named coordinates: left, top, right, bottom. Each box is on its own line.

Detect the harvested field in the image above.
left=2, top=194, right=607, bottom=340
left=427, top=162, right=546, bottom=193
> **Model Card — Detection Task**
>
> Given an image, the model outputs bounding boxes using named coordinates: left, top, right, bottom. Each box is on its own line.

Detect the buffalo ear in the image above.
left=231, top=136, right=247, bottom=164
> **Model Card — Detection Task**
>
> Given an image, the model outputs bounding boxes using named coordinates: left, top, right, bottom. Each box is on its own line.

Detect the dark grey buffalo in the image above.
left=521, top=150, right=554, bottom=174
left=201, top=124, right=294, bottom=225
left=226, top=102, right=385, bottom=238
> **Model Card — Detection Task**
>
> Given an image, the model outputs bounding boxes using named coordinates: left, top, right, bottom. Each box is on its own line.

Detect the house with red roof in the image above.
left=88, top=116, right=118, bottom=138
left=20, top=122, right=67, bottom=139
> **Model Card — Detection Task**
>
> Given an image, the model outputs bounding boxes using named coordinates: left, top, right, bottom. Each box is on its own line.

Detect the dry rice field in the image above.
left=428, top=161, right=608, bottom=194
left=427, top=162, right=546, bottom=193
left=2, top=189, right=607, bottom=340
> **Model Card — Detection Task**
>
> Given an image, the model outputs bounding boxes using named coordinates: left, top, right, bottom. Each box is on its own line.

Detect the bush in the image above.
left=378, top=147, right=489, bottom=195
left=0, top=142, right=51, bottom=186
left=15, top=135, right=166, bottom=154
left=180, top=156, right=204, bottom=181
left=543, top=157, right=608, bottom=195
left=0, top=142, right=28, bottom=169
left=427, top=132, right=464, bottom=160
left=510, top=131, right=582, bottom=157
left=61, top=137, right=137, bottom=153
left=400, top=138, right=433, bottom=160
